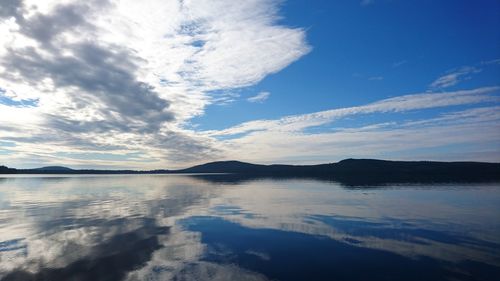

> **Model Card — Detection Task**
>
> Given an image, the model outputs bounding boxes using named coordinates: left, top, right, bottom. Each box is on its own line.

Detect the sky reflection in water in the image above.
left=0, top=175, right=499, bottom=281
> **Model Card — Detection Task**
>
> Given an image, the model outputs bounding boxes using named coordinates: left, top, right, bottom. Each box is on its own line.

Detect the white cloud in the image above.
left=0, top=1, right=498, bottom=168
left=430, top=66, right=481, bottom=89
left=214, top=106, right=500, bottom=164
left=201, top=87, right=500, bottom=164
left=207, top=87, right=500, bottom=137
left=1, top=86, right=500, bottom=168
left=0, top=0, right=310, bottom=168
left=247, top=91, right=270, bottom=103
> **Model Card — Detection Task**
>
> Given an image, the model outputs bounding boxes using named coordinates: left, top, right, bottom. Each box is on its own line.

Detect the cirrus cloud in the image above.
left=247, top=91, right=270, bottom=103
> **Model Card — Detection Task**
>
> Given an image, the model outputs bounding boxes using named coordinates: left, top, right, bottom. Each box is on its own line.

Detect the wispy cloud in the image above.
left=210, top=92, right=240, bottom=106
left=430, top=66, right=481, bottom=89
left=392, top=60, right=407, bottom=68
left=217, top=106, right=500, bottom=164
left=247, top=91, right=270, bottom=103
left=0, top=1, right=498, bottom=168
left=207, top=87, right=499, bottom=137
left=200, top=87, right=500, bottom=163
left=481, top=58, right=500, bottom=65
left=368, top=76, right=384, bottom=81
left=0, top=0, right=310, bottom=168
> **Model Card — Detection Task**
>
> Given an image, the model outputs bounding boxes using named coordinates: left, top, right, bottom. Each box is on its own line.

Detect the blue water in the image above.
left=0, top=175, right=499, bottom=281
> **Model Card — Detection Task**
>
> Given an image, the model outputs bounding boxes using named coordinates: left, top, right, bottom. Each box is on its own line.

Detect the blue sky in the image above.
left=193, top=0, right=500, bottom=130
left=0, top=0, right=499, bottom=169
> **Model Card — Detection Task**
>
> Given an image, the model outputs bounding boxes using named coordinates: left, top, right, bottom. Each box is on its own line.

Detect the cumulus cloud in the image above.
left=0, top=1, right=498, bottom=168
left=247, top=91, right=270, bottom=103
left=0, top=0, right=310, bottom=168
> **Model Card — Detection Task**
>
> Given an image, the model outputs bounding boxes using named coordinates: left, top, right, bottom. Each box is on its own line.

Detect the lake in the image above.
left=0, top=175, right=499, bottom=281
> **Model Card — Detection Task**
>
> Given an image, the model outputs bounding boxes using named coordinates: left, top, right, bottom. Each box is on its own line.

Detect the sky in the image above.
left=0, top=0, right=499, bottom=169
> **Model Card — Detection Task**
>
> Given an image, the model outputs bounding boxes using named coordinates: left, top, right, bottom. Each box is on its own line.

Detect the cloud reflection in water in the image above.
left=0, top=175, right=499, bottom=280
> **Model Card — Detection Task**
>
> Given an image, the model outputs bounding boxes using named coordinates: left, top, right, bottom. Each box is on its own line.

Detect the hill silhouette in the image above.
left=1, top=159, right=499, bottom=184
left=32, top=166, right=75, bottom=172
left=177, top=160, right=277, bottom=173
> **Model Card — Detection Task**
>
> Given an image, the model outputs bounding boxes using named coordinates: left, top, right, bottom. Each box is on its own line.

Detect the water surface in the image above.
left=0, top=175, right=499, bottom=280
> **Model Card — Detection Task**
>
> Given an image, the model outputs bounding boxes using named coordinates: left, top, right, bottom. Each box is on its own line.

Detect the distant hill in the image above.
left=175, top=159, right=500, bottom=183
left=32, top=166, right=74, bottom=172
left=1, top=159, right=499, bottom=184
left=0, top=165, right=17, bottom=174
left=177, top=160, right=269, bottom=173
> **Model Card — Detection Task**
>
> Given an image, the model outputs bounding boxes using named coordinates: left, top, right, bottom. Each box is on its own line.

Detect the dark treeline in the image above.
left=177, top=159, right=500, bottom=185
left=1, top=159, right=500, bottom=184
left=0, top=166, right=170, bottom=175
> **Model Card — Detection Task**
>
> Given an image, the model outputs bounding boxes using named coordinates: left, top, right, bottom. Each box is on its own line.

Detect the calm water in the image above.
left=0, top=175, right=499, bottom=281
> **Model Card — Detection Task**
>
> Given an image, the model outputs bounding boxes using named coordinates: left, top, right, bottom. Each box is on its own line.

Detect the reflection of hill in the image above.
left=185, top=173, right=500, bottom=187
left=2, top=159, right=500, bottom=185
left=1, top=174, right=499, bottom=280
